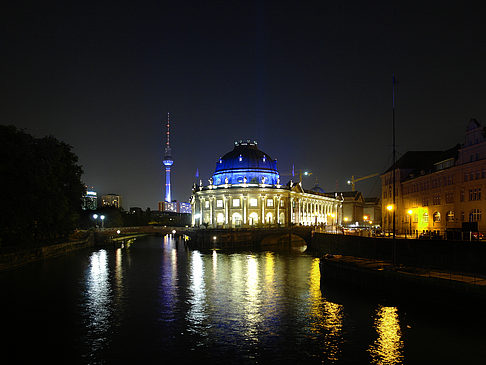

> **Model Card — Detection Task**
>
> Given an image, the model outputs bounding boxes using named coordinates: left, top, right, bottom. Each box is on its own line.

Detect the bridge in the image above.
left=93, top=225, right=313, bottom=249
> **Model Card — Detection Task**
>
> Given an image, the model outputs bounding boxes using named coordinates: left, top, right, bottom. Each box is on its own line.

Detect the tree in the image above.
left=0, top=125, right=85, bottom=247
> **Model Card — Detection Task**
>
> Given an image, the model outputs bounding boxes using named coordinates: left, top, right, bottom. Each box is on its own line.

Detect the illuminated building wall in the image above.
left=82, top=190, right=98, bottom=210
left=158, top=201, right=192, bottom=213
left=381, top=118, right=486, bottom=236
left=191, top=141, right=342, bottom=229
left=101, top=194, right=122, bottom=209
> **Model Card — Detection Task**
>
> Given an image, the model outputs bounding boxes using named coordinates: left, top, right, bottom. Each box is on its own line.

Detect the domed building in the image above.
left=191, top=140, right=343, bottom=229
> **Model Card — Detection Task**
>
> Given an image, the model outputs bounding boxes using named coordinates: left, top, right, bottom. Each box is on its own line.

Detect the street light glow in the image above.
left=93, top=214, right=98, bottom=219
left=386, top=204, right=394, bottom=211
left=407, top=209, right=413, bottom=215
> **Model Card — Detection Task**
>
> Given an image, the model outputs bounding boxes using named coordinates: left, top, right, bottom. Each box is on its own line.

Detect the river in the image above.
left=2, top=235, right=485, bottom=364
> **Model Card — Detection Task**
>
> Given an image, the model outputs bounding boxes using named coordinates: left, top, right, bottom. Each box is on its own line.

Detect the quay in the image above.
left=319, top=254, right=486, bottom=303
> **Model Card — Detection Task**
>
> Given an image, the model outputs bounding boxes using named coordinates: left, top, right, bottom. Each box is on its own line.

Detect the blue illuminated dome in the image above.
left=212, top=140, right=279, bottom=185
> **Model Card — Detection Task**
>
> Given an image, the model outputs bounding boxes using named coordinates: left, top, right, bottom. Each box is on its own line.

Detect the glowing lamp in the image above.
left=386, top=204, right=394, bottom=211
left=407, top=209, right=413, bottom=215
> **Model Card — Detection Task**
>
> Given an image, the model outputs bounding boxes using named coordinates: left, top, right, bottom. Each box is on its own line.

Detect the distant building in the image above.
left=129, top=207, right=143, bottom=215
left=381, top=118, right=486, bottom=237
left=340, top=191, right=365, bottom=226
left=179, top=202, right=192, bottom=214
left=101, top=194, right=122, bottom=209
left=158, top=201, right=191, bottom=213
left=81, top=190, right=98, bottom=210
left=364, top=197, right=382, bottom=226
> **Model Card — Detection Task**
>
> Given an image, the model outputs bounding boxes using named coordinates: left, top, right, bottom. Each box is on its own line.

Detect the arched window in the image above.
left=433, top=212, right=441, bottom=223
left=423, top=212, right=429, bottom=223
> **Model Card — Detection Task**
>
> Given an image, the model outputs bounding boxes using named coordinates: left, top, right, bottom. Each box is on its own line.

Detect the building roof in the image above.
left=214, top=141, right=277, bottom=173
left=310, top=183, right=325, bottom=194
left=384, top=145, right=460, bottom=174
left=211, top=141, right=279, bottom=185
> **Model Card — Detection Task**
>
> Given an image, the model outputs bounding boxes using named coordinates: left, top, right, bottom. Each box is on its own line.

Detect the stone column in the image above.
left=209, top=197, right=213, bottom=227
left=243, top=195, right=247, bottom=225
left=224, top=195, right=229, bottom=226
left=199, top=197, right=204, bottom=225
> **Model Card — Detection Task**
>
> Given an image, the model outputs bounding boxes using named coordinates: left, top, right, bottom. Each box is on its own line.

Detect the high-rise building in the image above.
left=163, top=112, right=174, bottom=203
left=81, top=189, right=98, bottom=210
left=101, top=194, right=122, bottom=209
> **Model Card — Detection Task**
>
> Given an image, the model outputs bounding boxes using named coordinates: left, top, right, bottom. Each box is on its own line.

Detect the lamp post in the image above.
left=386, top=204, right=394, bottom=237
left=407, top=209, right=413, bottom=239
left=386, top=204, right=397, bottom=265
left=92, top=213, right=105, bottom=229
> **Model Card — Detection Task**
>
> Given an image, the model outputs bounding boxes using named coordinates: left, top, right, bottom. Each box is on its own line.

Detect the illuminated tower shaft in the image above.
left=163, top=113, right=174, bottom=203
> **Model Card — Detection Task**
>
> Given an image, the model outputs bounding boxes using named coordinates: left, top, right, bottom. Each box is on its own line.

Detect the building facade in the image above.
left=81, top=190, right=97, bottom=210
left=191, top=141, right=342, bottom=229
left=101, top=194, right=122, bottom=209
left=381, top=119, right=486, bottom=237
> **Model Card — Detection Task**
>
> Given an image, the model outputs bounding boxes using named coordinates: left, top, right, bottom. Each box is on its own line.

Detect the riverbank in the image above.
left=0, top=232, right=95, bottom=271
left=320, top=254, right=486, bottom=302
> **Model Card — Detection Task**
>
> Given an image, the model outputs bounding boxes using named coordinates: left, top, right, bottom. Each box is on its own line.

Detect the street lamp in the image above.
left=92, top=213, right=105, bottom=229
left=386, top=204, right=394, bottom=237
left=407, top=209, right=413, bottom=238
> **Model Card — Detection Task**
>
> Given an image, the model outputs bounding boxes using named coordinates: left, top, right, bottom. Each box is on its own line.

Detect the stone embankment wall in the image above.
left=0, top=232, right=95, bottom=271
left=310, top=233, right=486, bottom=275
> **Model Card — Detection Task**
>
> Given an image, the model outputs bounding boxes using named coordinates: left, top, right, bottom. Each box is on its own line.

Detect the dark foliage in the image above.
left=0, top=125, right=84, bottom=247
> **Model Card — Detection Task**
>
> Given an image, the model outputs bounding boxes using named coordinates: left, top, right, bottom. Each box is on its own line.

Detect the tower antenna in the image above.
left=163, top=113, right=174, bottom=203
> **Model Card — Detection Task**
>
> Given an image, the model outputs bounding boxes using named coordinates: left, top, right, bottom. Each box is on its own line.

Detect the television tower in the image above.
left=163, top=113, right=173, bottom=203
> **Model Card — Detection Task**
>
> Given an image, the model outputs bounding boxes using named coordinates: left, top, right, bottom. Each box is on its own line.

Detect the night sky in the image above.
left=3, top=2, right=486, bottom=210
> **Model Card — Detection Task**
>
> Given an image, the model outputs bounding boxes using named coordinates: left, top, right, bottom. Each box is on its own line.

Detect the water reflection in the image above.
left=309, top=258, right=344, bottom=362
left=244, top=255, right=262, bottom=342
left=369, top=305, right=404, bottom=365
left=159, top=235, right=179, bottom=323
left=85, top=249, right=112, bottom=354
left=187, top=250, right=207, bottom=332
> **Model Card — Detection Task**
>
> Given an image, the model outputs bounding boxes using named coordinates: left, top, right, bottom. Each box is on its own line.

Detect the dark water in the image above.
left=2, top=235, right=485, bottom=364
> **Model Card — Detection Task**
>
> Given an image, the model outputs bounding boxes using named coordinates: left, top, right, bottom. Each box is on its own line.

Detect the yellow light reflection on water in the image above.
left=369, top=305, right=404, bottom=365
left=264, top=252, right=274, bottom=284
left=309, top=258, right=344, bottom=362
left=245, top=255, right=261, bottom=332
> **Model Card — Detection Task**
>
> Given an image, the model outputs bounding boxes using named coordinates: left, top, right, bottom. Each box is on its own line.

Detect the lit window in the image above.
left=423, top=212, right=429, bottom=223
left=266, top=199, right=274, bottom=207
left=232, top=199, right=240, bottom=207
left=433, top=212, right=441, bottom=222
left=280, top=200, right=285, bottom=207
left=250, top=198, right=258, bottom=207
left=446, top=211, right=455, bottom=222
left=217, top=200, right=223, bottom=208
left=470, top=209, right=482, bottom=222
left=205, top=201, right=209, bottom=209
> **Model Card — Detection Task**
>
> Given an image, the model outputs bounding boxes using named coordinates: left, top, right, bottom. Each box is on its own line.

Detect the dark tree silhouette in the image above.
left=0, top=125, right=84, bottom=247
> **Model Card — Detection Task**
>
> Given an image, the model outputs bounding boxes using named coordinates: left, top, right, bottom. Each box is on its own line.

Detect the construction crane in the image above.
left=280, top=169, right=312, bottom=184
left=347, top=173, right=379, bottom=191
